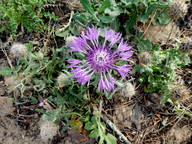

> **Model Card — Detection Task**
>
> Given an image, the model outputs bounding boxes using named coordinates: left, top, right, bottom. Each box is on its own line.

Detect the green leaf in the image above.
left=73, top=13, right=89, bottom=26
left=132, top=65, right=143, bottom=73
left=0, top=67, right=12, bottom=76
left=105, top=133, right=117, bottom=144
left=116, top=60, right=127, bottom=66
left=139, top=7, right=156, bottom=23
left=152, top=8, right=171, bottom=25
left=121, top=0, right=135, bottom=5
left=91, top=116, right=98, bottom=125
left=105, top=8, right=121, bottom=17
left=85, top=122, right=96, bottom=130
left=156, top=13, right=171, bottom=25
left=78, top=0, right=100, bottom=22
left=137, top=39, right=152, bottom=52
left=80, top=0, right=94, bottom=15
left=29, top=96, right=38, bottom=104
left=99, top=15, right=114, bottom=23
left=55, top=29, right=69, bottom=37
left=110, top=18, right=120, bottom=32
left=98, top=0, right=111, bottom=13
left=89, top=129, right=100, bottom=138
left=35, top=108, right=47, bottom=114
left=126, top=13, right=137, bottom=33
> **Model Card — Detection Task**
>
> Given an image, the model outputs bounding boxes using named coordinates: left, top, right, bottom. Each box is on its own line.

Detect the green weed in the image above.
left=0, top=0, right=57, bottom=37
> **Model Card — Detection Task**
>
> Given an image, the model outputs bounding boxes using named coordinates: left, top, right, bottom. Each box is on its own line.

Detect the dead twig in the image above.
left=96, top=101, right=132, bottom=144
left=102, top=115, right=132, bottom=144
left=0, top=37, right=13, bottom=69
left=142, top=10, right=157, bottom=38
left=56, top=11, right=74, bottom=32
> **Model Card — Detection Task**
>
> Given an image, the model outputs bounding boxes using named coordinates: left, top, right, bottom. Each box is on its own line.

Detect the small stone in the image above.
left=40, top=120, right=58, bottom=142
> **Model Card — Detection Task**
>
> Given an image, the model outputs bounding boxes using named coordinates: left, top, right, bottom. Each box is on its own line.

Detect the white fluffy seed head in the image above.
left=65, top=36, right=76, bottom=46
left=10, top=43, right=28, bottom=57
left=40, top=120, right=58, bottom=142
left=57, top=73, right=71, bottom=88
left=121, top=82, right=136, bottom=98
left=138, top=51, right=151, bottom=65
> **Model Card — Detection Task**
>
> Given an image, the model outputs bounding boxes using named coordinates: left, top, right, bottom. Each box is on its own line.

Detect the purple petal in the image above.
left=86, top=27, right=100, bottom=41
left=67, top=59, right=84, bottom=67
left=113, top=40, right=132, bottom=55
left=112, top=64, right=132, bottom=79
left=104, top=29, right=122, bottom=48
left=98, top=73, right=115, bottom=92
left=116, top=51, right=134, bottom=61
left=72, top=66, right=94, bottom=85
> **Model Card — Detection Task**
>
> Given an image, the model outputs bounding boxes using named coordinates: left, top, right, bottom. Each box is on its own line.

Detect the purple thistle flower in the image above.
left=68, top=27, right=134, bottom=92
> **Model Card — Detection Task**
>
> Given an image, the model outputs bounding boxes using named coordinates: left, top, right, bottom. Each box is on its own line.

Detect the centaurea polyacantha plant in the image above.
left=68, top=27, right=134, bottom=92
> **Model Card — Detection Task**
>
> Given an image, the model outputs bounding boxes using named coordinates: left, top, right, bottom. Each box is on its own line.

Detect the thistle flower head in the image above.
left=68, top=27, right=134, bottom=92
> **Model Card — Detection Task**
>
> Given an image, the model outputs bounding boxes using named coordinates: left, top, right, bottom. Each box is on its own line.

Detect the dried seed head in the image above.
left=172, top=85, right=190, bottom=102
left=65, top=36, right=76, bottom=46
left=57, top=73, right=71, bottom=88
left=168, top=1, right=188, bottom=19
left=180, top=38, right=192, bottom=54
left=10, top=43, right=28, bottom=57
left=40, top=120, right=58, bottom=142
left=138, top=51, right=151, bottom=65
left=121, top=82, right=136, bottom=98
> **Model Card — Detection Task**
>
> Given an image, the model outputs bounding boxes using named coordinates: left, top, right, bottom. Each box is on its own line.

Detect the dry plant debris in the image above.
left=168, top=0, right=188, bottom=19
left=167, top=125, right=192, bottom=144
